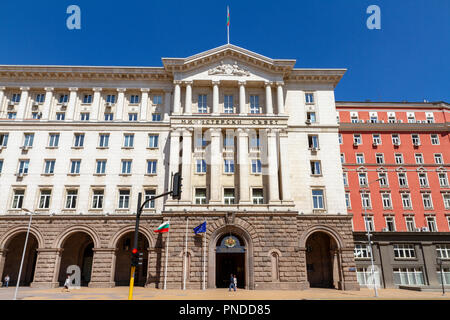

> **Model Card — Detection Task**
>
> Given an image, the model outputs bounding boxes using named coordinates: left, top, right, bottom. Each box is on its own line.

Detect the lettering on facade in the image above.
left=179, top=118, right=280, bottom=126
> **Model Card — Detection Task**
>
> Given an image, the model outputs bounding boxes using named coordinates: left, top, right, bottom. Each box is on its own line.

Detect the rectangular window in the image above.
left=361, top=193, right=371, bottom=208
left=393, top=268, right=424, bottom=285
left=252, top=188, right=264, bottom=204
left=49, top=133, right=59, bottom=147
left=0, top=133, right=8, bottom=147
left=96, top=160, right=107, bottom=174
left=382, top=193, right=392, bottom=209
left=426, top=216, right=437, bottom=231
left=437, top=268, right=450, bottom=286
left=83, top=95, right=92, bottom=104
left=305, top=93, right=314, bottom=104
left=372, top=134, right=381, bottom=145
left=0, top=160, right=3, bottom=174
left=445, top=194, right=450, bottom=209
left=310, top=161, right=321, bottom=175
left=80, top=113, right=90, bottom=121
left=147, top=160, right=157, bottom=174
left=402, top=193, right=412, bottom=209
left=422, top=194, right=433, bottom=209
left=375, top=153, right=384, bottom=164
left=195, top=188, right=207, bottom=204
left=106, top=95, right=116, bottom=103
left=224, top=159, right=235, bottom=173
left=198, top=95, right=207, bottom=113
left=356, top=267, right=381, bottom=287
left=395, top=153, right=403, bottom=164
left=434, top=154, right=443, bottom=164
left=407, top=113, right=416, bottom=123
left=23, top=133, right=34, bottom=147
left=104, top=113, right=114, bottom=121
left=343, top=172, right=348, bottom=186
left=353, top=134, right=362, bottom=145
left=345, top=193, right=351, bottom=208
left=10, top=93, right=20, bottom=103
left=152, top=95, right=162, bottom=105
left=251, top=159, right=262, bottom=174
left=438, top=173, right=448, bottom=187
left=364, top=217, right=374, bottom=232
left=312, top=190, right=325, bottom=209
left=130, top=95, right=140, bottom=104
left=152, top=114, right=161, bottom=121
left=128, top=113, right=138, bottom=121
left=32, top=112, right=41, bottom=120
left=306, top=112, right=316, bottom=123
left=393, top=244, right=416, bottom=259
left=123, top=134, right=134, bottom=148
left=249, top=95, right=260, bottom=114
left=418, top=173, right=429, bottom=187
left=411, top=134, right=420, bottom=146
left=378, top=172, right=388, bottom=187
left=431, top=134, right=439, bottom=145
left=392, top=134, right=400, bottom=145
left=224, top=95, right=234, bottom=113
left=224, top=135, right=234, bottom=149
left=18, top=160, right=30, bottom=174
left=44, top=160, right=55, bottom=174
left=58, top=94, right=68, bottom=104
left=148, top=134, right=159, bottom=148
left=338, top=133, right=342, bottom=144
left=12, top=189, right=25, bottom=209
left=398, top=173, right=408, bottom=187
left=35, top=93, right=45, bottom=103
left=356, top=153, right=365, bottom=164
left=224, top=188, right=235, bottom=205
left=74, top=133, right=85, bottom=147
left=196, top=159, right=207, bottom=173
left=415, top=154, right=423, bottom=164
left=39, top=190, right=51, bottom=209
left=385, top=217, right=396, bottom=231
left=426, top=113, right=435, bottom=123
left=65, top=190, right=78, bottom=209
left=92, top=190, right=104, bottom=209
left=436, top=245, right=450, bottom=260
left=121, top=160, right=132, bottom=174
left=340, top=153, right=345, bottom=164
left=354, top=244, right=372, bottom=259
left=56, top=112, right=65, bottom=121
left=144, top=189, right=156, bottom=209
left=99, top=134, right=110, bottom=147
left=308, top=135, right=319, bottom=149
left=405, top=217, right=416, bottom=232
left=118, top=190, right=130, bottom=209
left=7, top=112, right=17, bottom=119
left=358, top=173, right=367, bottom=186
left=70, top=160, right=81, bottom=174
left=250, top=134, right=260, bottom=149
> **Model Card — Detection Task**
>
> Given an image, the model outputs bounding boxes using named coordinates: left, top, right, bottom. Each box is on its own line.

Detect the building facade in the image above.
left=0, top=45, right=359, bottom=290
left=337, top=101, right=450, bottom=289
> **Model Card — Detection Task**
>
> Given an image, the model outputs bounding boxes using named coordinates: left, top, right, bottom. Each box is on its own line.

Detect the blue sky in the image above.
left=0, top=0, right=448, bottom=102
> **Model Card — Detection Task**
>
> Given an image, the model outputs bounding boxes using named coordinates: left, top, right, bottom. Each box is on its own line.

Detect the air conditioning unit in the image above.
left=421, top=227, right=429, bottom=232
left=382, top=228, right=389, bottom=232
left=305, top=119, right=311, bottom=125
left=414, top=228, right=421, bottom=232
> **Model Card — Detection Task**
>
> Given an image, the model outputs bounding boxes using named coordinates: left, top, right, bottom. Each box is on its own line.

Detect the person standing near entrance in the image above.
left=229, top=274, right=236, bottom=292
left=3, top=275, right=10, bottom=288
left=62, top=275, right=71, bottom=292
left=233, top=275, right=237, bottom=291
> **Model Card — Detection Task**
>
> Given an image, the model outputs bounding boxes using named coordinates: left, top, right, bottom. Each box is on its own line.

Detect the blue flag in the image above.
left=193, top=221, right=206, bottom=234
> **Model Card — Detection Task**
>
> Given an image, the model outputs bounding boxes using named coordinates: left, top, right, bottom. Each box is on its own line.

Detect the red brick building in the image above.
left=337, top=101, right=450, bottom=289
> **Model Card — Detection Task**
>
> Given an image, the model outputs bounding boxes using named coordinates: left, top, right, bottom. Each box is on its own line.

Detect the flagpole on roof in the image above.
left=164, top=219, right=170, bottom=290
left=183, top=217, right=188, bottom=290
left=227, top=6, right=230, bottom=44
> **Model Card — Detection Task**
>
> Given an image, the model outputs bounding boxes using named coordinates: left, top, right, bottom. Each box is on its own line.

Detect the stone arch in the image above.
left=0, top=226, right=45, bottom=250
left=108, top=225, right=154, bottom=249
left=206, top=217, right=260, bottom=246
left=268, top=249, right=282, bottom=282
left=299, top=224, right=345, bottom=249
left=207, top=220, right=256, bottom=290
left=53, top=225, right=101, bottom=249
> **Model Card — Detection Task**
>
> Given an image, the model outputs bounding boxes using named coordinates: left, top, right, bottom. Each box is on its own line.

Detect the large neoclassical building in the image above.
left=0, top=44, right=359, bottom=290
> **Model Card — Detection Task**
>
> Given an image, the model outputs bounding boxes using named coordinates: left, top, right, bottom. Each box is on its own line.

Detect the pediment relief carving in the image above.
left=208, top=61, right=250, bottom=76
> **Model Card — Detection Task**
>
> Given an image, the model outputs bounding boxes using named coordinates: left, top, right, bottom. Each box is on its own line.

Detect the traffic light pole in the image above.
left=128, top=190, right=174, bottom=300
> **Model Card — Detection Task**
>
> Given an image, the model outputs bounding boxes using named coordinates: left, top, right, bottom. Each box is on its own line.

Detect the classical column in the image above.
left=267, top=129, right=280, bottom=203
left=17, top=87, right=30, bottom=120
left=276, top=82, right=285, bottom=115
left=116, top=88, right=126, bottom=121
left=209, top=128, right=222, bottom=203
left=0, top=87, right=5, bottom=118
left=163, top=90, right=171, bottom=121
left=212, top=81, right=219, bottom=115
left=91, top=87, right=102, bottom=120
left=184, top=81, right=192, bottom=115
left=237, top=129, right=250, bottom=203
left=181, top=129, right=193, bottom=202
left=88, top=248, right=116, bottom=288
left=239, top=81, right=247, bottom=115
left=265, top=82, right=274, bottom=115
left=41, top=87, right=54, bottom=120
left=140, top=88, right=150, bottom=121
left=173, top=81, right=181, bottom=114
left=278, top=130, right=292, bottom=202
left=30, top=248, right=62, bottom=288
left=66, top=87, right=78, bottom=121
left=169, top=129, right=181, bottom=177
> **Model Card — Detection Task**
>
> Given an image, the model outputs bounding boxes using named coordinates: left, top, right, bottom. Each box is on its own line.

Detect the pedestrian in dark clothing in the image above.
left=3, top=275, right=10, bottom=288
left=229, top=274, right=236, bottom=292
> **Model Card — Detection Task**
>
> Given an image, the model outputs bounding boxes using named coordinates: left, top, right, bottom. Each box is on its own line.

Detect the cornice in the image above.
left=339, top=122, right=450, bottom=132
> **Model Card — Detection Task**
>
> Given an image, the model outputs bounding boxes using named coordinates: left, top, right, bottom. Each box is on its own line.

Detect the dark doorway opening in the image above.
left=215, top=234, right=246, bottom=288
left=305, top=232, right=335, bottom=288
left=2, top=233, right=38, bottom=286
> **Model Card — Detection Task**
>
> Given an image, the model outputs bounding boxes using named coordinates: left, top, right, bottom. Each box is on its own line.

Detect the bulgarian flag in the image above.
left=227, top=6, right=230, bottom=27
left=154, top=221, right=170, bottom=233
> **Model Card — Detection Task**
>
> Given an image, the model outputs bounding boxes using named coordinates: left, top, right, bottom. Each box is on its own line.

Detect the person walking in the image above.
left=229, top=274, right=236, bottom=292
left=3, top=275, right=10, bottom=288
left=62, top=275, right=71, bottom=292
left=233, top=275, right=237, bottom=291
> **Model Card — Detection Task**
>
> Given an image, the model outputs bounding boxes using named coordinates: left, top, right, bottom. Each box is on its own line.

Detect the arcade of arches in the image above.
left=0, top=215, right=359, bottom=291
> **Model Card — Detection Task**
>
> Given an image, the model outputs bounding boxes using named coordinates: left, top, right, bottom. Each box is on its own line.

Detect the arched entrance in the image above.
left=215, top=234, right=246, bottom=288
left=58, top=232, right=94, bottom=286
left=114, top=232, right=149, bottom=286
left=1, top=233, right=38, bottom=286
left=305, top=232, right=339, bottom=288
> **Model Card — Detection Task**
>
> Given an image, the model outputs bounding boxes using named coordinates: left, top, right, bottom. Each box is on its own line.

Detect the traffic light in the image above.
left=131, top=248, right=139, bottom=267
left=172, top=172, right=182, bottom=200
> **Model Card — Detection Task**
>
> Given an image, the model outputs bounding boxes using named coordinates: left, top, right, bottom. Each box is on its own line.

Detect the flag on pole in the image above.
left=227, top=6, right=230, bottom=27
left=194, top=221, right=207, bottom=235
left=154, top=221, right=170, bottom=233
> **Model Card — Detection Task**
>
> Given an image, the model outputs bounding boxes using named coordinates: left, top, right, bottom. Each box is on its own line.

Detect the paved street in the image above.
left=0, top=287, right=449, bottom=300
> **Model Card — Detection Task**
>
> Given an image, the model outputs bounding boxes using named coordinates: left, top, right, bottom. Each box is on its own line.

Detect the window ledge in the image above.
left=46, top=146, right=58, bottom=150
left=67, top=174, right=80, bottom=176
left=96, top=147, right=109, bottom=150
left=41, top=174, right=54, bottom=177
left=119, top=174, right=132, bottom=177
left=146, top=147, right=159, bottom=150
left=71, top=147, right=84, bottom=150
left=93, top=174, right=106, bottom=177
left=144, top=173, right=157, bottom=176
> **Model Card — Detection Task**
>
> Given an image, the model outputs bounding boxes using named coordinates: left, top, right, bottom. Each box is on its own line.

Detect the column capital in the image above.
left=182, top=127, right=193, bottom=136
left=0, top=86, right=6, bottom=91
left=173, top=80, right=182, bottom=85
left=264, top=81, right=273, bottom=87
left=279, top=129, right=289, bottom=138
left=69, top=87, right=79, bottom=92
left=93, top=87, right=103, bottom=92
left=209, top=128, right=222, bottom=136
left=44, top=87, right=54, bottom=92
left=237, top=128, right=249, bottom=137
left=183, top=81, right=193, bottom=86
left=212, top=80, right=220, bottom=86
left=267, top=128, right=279, bottom=137
left=117, top=88, right=127, bottom=93
left=170, top=128, right=182, bottom=136
left=140, top=88, right=150, bottom=93
left=276, top=81, right=285, bottom=87
left=20, top=86, right=30, bottom=91
left=238, top=80, right=247, bottom=86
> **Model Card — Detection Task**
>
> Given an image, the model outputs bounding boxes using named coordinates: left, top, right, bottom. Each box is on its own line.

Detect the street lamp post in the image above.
left=437, top=258, right=445, bottom=296
left=362, top=178, right=381, bottom=298
left=14, top=208, right=34, bottom=300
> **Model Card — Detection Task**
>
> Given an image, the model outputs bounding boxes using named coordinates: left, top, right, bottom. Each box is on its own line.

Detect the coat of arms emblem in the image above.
left=224, top=236, right=236, bottom=248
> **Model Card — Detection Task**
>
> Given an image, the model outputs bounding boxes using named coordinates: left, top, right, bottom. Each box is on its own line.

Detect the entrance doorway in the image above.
left=305, top=232, right=336, bottom=288
left=2, top=232, right=38, bottom=286
left=215, top=234, right=245, bottom=288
